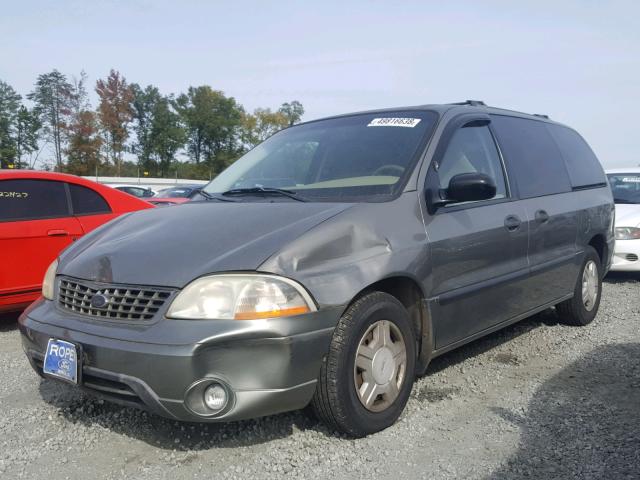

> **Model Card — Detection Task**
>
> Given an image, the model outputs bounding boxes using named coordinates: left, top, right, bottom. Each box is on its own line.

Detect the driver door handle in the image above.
left=504, top=215, right=522, bottom=232
left=535, top=210, right=550, bottom=224
left=47, top=229, right=69, bottom=237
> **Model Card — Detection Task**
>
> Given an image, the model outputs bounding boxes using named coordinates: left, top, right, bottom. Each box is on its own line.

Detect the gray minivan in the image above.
left=19, top=101, right=614, bottom=437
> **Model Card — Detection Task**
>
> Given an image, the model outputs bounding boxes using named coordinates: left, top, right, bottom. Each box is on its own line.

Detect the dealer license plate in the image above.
left=43, top=339, right=79, bottom=384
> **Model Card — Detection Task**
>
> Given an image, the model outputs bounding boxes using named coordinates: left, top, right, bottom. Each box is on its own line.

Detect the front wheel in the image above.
left=556, top=246, right=602, bottom=326
left=311, top=291, right=416, bottom=437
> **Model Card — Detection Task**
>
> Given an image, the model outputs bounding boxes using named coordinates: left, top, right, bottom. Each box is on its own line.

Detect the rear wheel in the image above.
left=311, top=291, right=416, bottom=437
left=556, top=246, right=602, bottom=326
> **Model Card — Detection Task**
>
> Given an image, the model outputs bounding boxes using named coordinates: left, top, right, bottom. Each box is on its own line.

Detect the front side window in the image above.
left=0, top=179, right=69, bottom=222
left=607, top=174, right=640, bottom=204
left=204, top=111, right=438, bottom=202
left=437, top=125, right=507, bottom=199
left=69, top=183, right=111, bottom=215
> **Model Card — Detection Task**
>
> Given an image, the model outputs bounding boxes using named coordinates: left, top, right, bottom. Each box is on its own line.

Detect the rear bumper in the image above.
left=19, top=300, right=342, bottom=422
left=610, top=239, right=640, bottom=271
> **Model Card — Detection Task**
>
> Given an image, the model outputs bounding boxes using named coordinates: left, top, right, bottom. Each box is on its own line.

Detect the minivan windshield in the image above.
left=607, top=174, right=640, bottom=204
left=203, top=111, right=438, bottom=202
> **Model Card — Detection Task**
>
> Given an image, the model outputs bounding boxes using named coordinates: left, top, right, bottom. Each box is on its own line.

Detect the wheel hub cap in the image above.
left=371, top=347, right=395, bottom=384
left=353, top=320, right=407, bottom=412
left=582, top=260, right=599, bottom=312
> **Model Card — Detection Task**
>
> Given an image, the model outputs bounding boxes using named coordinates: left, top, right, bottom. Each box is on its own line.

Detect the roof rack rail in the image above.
left=449, top=100, right=486, bottom=106
left=533, top=113, right=549, bottom=119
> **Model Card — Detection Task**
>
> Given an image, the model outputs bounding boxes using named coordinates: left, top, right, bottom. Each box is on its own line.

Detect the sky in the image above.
left=1, top=0, right=639, bottom=168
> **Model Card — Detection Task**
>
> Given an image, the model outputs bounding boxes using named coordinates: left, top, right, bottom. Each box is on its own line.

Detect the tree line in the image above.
left=0, top=69, right=304, bottom=179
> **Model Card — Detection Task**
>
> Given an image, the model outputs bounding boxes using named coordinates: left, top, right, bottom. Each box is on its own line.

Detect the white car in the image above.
left=607, top=167, right=640, bottom=271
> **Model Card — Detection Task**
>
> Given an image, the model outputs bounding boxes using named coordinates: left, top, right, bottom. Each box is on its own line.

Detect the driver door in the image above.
left=424, top=117, right=530, bottom=349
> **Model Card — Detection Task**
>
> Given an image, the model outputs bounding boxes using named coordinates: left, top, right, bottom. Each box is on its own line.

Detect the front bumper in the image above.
left=610, top=239, right=640, bottom=271
left=19, top=299, right=342, bottom=422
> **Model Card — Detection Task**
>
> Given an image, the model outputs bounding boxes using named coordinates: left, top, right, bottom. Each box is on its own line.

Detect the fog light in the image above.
left=203, top=384, right=228, bottom=412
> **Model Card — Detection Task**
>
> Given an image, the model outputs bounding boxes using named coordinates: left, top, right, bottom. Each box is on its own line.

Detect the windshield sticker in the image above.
left=621, top=177, right=640, bottom=183
left=367, top=118, right=421, bottom=128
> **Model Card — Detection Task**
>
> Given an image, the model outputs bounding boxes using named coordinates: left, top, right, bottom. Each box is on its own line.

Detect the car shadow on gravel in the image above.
left=488, top=343, right=640, bottom=479
left=36, top=308, right=562, bottom=450
left=0, top=311, right=21, bottom=332
left=37, top=379, right=331, bottom=451
left=605, top=271, right=640, bottom=284
left=425, top=308, right=560, bottom=376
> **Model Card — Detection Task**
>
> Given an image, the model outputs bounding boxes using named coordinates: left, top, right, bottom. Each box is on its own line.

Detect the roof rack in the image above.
left=449, top=100, right=486, bottom=106
left=533, top=113, right=549, bottom=119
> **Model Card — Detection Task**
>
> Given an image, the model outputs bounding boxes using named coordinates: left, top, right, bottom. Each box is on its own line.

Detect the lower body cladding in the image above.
left=19, top=303, right=341, bottom=422
left=610, top=239, right=640, bottom=271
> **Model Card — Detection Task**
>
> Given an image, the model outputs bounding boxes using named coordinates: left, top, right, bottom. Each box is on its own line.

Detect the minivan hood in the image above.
left=59, top=201, right=352, bottom=287
left=614, top=203, right=640, bottom=228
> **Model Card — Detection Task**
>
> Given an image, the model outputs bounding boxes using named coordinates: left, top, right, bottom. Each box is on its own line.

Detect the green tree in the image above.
left=27, top=70, right=73, bottom=169
left=15, top=106, right=41, bottom=168
left=96, top=69, right=134, bottom=175
left=174, top=86, right=244, bottom=172
left=279, top=100, right=305, bottom=126
left=130, top=83, right=162, bottom=169
left=149, top=96, right=185, bottom=175
left=0, top=80, right=22, bottom=167
left=241, top=108, right=289, bottom=149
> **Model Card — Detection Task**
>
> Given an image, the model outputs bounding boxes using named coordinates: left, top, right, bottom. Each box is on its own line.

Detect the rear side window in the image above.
left=491, top=115, right=571, bottom=198
left=0, top=179, right=69, bottom=222
left=69, top=183, right=111, bottom=215
left=546, top=124, right=606, bottom=188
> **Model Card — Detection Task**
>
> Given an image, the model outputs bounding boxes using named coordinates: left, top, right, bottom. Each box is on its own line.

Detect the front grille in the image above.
left=626, top=253, right=639, bottom=262
left=58, top=278, right=172, bottom=321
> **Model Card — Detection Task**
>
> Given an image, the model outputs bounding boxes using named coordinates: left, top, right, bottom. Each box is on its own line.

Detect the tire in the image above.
left=311, top=291, right=416, bottom=437
left=556, top=246, right=602, bottom=326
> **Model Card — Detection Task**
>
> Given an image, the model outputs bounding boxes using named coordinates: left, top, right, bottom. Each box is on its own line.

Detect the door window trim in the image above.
left=425, top=113, right=513, bottom=215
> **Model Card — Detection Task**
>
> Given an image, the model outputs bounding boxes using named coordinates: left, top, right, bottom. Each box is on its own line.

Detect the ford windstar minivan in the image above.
left=19, top=101, right=614, bottom=437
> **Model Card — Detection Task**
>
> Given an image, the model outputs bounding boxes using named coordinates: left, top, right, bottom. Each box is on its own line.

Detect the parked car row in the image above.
left=112, top=184, right=203, bottom=205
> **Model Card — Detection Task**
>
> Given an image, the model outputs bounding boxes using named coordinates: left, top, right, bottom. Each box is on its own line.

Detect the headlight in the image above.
left=166, top=274, right=317, bottom=320
left=42, top=259, right=59, bottom=300
left=615, top=227, right=640, bottom=240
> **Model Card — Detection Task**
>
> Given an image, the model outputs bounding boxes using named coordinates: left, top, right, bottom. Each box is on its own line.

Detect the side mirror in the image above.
left=444, top=173, right=497, bottom=203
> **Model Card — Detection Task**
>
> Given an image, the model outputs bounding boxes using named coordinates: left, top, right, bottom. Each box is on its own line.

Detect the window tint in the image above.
left=0, top=179, right=69, bottom=221
left=437, top=125, right=507, bottom=199
left=546, top=124, right=605, bottom=188
left=491, top=115, right=571, bottom=198
left=69, top=183, right=111, bottom=215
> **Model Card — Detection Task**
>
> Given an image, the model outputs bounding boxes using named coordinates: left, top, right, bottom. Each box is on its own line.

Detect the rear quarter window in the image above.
left=0, top=179, right=69, bottom=221
left=490, top=115, right=571, bottom=198
left=546, top=124, right=606, bottom=188
left=69, top=183, right=111, bottom=215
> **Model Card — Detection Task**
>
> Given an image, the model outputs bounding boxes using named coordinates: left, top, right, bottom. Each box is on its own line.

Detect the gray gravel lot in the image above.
left=1, top=274, right=639, bottom=479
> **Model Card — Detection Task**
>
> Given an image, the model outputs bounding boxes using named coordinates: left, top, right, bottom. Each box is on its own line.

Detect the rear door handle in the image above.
left=504, top=215, right=522, bottom=232
left=47, top=229, right=69, bottom=237
left=535, top=210, right=550, bottom=224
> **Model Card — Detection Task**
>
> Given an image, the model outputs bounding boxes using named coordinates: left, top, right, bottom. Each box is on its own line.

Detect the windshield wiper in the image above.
left=198, top=190, right=236, bottom=202
left=221, top=186, right=307, bottom=202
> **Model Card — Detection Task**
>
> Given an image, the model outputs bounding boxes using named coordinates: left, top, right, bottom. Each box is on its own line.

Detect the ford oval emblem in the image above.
left=90, top=293, right=109, bottom=308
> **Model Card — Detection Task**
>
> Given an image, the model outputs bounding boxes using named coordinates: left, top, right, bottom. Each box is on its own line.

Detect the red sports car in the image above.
left=0, top=171, right=153, bottom=313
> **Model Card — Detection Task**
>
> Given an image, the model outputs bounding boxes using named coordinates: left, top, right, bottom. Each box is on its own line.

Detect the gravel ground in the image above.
left=1, top=273, right=638, bottom=479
